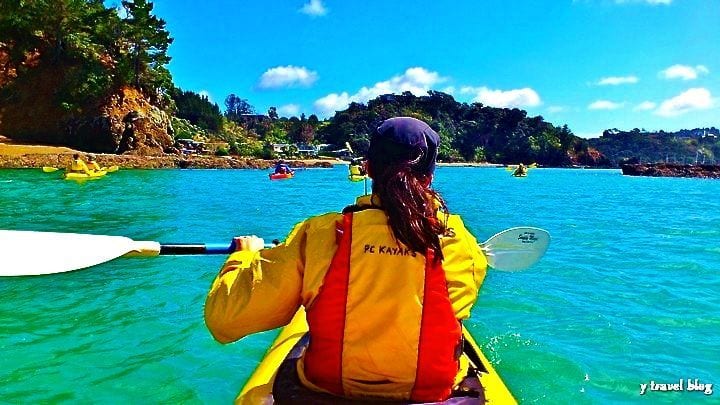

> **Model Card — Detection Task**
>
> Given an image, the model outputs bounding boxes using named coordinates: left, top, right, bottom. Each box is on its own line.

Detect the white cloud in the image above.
left=659, top=64, right=709, bottom=81
left=597, top=76, right=638, bottom=86
left=314, top=93, right=352, bottom=116
left=655, top=88, right=713, bottom=117
left=277, top=104, right=301, bottom=117
left=588, top=100, right=624, bottom=110
left=459, top=86, right=541, bottom=108
left=299, top=0, right=327, bottom=16
left=313, top=67, right=446, bottom=116
left=634, top=101, right=656, bottom=111
left=258, top=66, right=318, bottom=89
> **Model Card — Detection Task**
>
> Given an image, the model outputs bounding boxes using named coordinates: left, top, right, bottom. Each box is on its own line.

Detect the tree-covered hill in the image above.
left=314, top=91, right=602, bottom=167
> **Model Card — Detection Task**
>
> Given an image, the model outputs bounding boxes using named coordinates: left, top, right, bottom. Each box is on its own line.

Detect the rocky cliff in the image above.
left=0, top=44, right=172, bottom=155
left=68, top=87, right=174, bottom=155
left=621, top=163, right=720, bottom=179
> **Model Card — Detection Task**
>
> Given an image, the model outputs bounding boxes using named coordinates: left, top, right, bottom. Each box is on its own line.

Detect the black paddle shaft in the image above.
left=159, top=244, right=232, bottom=255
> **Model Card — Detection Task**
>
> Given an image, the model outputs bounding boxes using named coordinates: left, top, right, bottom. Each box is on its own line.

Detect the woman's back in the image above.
left=290, top=205, right=486, bottom=401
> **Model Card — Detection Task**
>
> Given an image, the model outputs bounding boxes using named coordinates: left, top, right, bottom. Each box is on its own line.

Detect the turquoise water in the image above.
left=1, top=166, right=718, bottom=404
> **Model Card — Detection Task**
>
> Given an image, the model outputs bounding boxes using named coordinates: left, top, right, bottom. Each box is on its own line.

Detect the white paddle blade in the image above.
left=481, top=227, right=550, bottom=271
left=0, top=230, right=143, bottom=276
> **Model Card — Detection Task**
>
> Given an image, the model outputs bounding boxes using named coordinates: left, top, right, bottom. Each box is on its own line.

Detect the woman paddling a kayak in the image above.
left=204, top=117, right=491, bottom=403
left=68, top=153, right=93, bottom=175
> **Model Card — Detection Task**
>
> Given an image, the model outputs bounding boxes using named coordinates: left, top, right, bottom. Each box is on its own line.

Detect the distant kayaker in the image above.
left=513, top=163, right=527, bottom=176
left=69, top=153, right=92, bottom=174
left=87, top=155, right=101, bottom=172
left=348, top=157, right=366, bottom=177
left=274, top=160, right=293, bottom=175
left=205, top=117, right=489, bottom=402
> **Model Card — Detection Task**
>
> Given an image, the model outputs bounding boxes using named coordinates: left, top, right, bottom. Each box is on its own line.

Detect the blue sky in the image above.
left=111, top=0, right=718, bottom=138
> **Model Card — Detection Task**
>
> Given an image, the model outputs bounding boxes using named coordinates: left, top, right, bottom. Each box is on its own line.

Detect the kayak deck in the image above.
left=63, top=170, right=107, bottom=180
left=237, top=308, right=515, bottom=404
left=269, top=172, right=294, bottom=180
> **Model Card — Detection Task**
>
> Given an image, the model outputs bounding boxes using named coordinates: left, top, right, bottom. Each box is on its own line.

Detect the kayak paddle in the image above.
left=42, top=165, right=118, bottom=174
left=0, top=227, right=549, bottom=277
left=505, top=163, right=537, bottom=171
left=480, top=227, right=549, bottom=272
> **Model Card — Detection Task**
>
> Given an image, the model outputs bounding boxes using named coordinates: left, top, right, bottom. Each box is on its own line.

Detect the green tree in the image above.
left=119, top=0, right=173, bottom=104
left=1, top=0, right=121, bottom=109
left=171, top=88, right=222, bottom=131
left=224, top=94, right=255, bottom=121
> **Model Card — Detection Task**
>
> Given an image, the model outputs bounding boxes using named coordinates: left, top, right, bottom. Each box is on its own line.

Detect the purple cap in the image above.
left=368, top=117, right=440, bottom=175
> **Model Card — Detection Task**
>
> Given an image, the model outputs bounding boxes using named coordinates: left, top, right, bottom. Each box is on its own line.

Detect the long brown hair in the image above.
left=368, top=157, right=448, bottom=261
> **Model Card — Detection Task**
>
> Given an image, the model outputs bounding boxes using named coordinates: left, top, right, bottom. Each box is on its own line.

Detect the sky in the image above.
left=109, top=0, right=719, bottom=138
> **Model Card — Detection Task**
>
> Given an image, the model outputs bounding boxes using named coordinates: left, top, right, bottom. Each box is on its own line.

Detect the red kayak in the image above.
left=269, top=171, right=294, bottom=180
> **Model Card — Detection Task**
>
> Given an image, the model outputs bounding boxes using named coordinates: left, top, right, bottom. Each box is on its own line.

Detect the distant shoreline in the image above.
left=436, top=162, right=503, bottom=168
left=0, top=152, right=337, bottom=170
left=0, top=136, right=328, bottom=169
left=0, top=136, right=505, bottom=170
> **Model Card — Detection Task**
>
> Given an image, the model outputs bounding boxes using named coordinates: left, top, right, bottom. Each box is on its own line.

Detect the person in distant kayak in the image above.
left=274, top=160, right=293, bottom=175
left=513, top=163, right=527, bottom=176
left=205, top=117, right=488, bottom=403
left=87, top=155, right=102, bottom=172
left=69, top=153, right=92, bottom=174
left=348, top=157, right=366, bottom=177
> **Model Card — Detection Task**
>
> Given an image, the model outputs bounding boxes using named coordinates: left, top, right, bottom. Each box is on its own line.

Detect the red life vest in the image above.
left=302, top=212, right=462, bottom=402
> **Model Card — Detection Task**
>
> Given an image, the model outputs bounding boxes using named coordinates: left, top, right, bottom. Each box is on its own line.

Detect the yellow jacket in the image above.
left=70, top=159, right=90, bottom=173
left=205, top=195, right=487, bottom=400
left=349, top=165, right=364, bottom=176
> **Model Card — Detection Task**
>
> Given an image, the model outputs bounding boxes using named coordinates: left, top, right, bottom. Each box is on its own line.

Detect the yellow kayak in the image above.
left=237, top=308, right=515, bottom=404
left=63, top=170, right=107, bottom=180
left=348, top=164, right=366, bottom=182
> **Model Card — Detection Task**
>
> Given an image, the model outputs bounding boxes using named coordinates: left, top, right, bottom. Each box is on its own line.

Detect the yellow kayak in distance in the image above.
left=507, top=163, right=536, bottom=177
left=348, top=164, right=367, bottom=182
left=63, top=170, right=107, bottom=180
left=237, top=308, right=516, bottom=404
left=60, top=165, right=118, bottom=180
